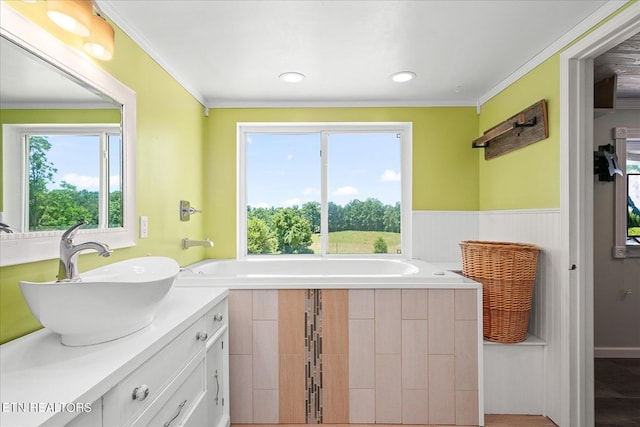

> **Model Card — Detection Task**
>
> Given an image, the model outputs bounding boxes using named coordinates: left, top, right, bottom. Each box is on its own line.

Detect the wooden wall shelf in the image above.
left=473, top=100, right=549, bottom=160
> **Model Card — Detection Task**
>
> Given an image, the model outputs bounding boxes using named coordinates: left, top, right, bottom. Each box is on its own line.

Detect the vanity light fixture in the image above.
left=83, top=14, right=114, bottom=61
left=391, top=71, right=416, bottom=83
left=46, top=0, right=93, bottom=37
left=279, top=72, right=305, bottom=83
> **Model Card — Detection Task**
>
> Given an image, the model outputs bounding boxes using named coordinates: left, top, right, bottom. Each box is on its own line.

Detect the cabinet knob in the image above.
left=213, top=313, right=224, bottom=322
left=132, top=384, right=150, bottom=401
left=196, top=331, right=208, bottom=341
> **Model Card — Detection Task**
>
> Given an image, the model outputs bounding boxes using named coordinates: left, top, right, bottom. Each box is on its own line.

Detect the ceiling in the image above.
left=95, top=0, right=617, bottom=108
left=594, top=32, right=640, bottom=100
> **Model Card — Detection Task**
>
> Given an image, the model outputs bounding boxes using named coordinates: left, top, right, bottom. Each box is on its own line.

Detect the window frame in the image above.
left=2, top=123, right=122, bottom=233
left=614, top=126, right=640, bottom=258
left=237, top=122, right=412, bottom=259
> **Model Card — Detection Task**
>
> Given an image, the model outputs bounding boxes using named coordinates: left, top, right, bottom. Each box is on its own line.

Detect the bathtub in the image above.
left=175, top=257, right=479, bottom=289
left=175, top=257, right=484, bottom=426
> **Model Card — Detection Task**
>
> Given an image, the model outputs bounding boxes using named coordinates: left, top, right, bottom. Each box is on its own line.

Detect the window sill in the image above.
left=0, top=228, right=135, bottom=267
left=613, top=243, right=640, bottom=259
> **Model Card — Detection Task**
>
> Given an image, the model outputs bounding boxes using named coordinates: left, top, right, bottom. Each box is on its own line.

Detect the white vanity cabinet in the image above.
left=102, top=297, right=229, bottom=427
left=205, top=301, right=230, bottom=427
left=0, top=288, right=228, bottom=427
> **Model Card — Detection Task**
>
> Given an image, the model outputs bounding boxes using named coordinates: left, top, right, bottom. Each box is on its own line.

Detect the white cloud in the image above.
left=302, top=187, right=316, bottom=195
left=281, top=198, right=302, bottom=207
left=254, top=202, right=270, bottom=208
left=62, top=173, right=99, bottom=190
left=380, top=169, right=401, bottom=182
left=333, top=186, right=358, bottom=196
left=286, top=154, right=293, bottom=160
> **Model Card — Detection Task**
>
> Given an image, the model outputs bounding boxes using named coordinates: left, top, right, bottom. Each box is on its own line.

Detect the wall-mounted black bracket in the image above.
left=594, top=144, right=623, bottom=182
left=513, top=116, right=537, bottom=128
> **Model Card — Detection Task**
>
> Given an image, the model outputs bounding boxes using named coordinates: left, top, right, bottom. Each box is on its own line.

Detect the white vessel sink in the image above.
left=20, top=256, right=180, bottom=346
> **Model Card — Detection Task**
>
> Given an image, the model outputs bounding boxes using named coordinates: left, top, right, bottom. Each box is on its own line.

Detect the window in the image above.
left=3, top=124, right=122, bottom=233
left=614, top=127, right=640, bottom=258
left=626, top=139, right=640, bottom=240
left=238, top=123, right=412, bottom=257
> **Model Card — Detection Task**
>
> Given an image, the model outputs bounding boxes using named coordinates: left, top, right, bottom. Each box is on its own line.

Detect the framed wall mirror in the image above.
left=0, top=3, right=136, bottom=266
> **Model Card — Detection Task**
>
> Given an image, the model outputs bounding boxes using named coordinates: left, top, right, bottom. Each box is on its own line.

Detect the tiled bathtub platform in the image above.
left=228, top=288, right=482, bottom=425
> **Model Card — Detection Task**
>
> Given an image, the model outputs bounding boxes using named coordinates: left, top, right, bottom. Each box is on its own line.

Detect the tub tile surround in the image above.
left=228, top=288, right=481, bottom=425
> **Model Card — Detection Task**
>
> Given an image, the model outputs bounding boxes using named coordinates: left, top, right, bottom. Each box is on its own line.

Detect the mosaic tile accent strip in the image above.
left=305, top=289, right=323, bottom=423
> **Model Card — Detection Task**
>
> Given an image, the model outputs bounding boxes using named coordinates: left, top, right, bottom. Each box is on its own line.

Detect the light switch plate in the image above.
left=140, top=216, right=148, bottom=238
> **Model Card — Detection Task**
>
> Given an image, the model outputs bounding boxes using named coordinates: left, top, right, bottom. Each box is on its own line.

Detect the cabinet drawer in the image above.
left=205, top=299, right=228, bottom=338
left=144, top=361, right=205, bottom=427
left=114, top=318, right=206, bottom=425
left=65, top=398, right=101, bottom=426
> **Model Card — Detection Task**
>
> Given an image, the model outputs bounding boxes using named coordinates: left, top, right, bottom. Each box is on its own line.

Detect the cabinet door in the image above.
left=206, top=333, right=226, bottom=427
left=181, top=393, right=208, bottom=427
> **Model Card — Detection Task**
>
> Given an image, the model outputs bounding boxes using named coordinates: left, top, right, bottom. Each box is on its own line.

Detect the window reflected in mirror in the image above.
left=24, top=127, right=122, bottom=231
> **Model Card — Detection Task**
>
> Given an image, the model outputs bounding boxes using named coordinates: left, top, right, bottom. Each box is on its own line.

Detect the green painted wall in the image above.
left=0, top=109, right=120, bottom=124
left=0, top=25, right=207, bottom=344
left=476, top=0, right=637, bottom=210
left=477, top=55, right=561, bottom=210
left=204, top=107, right=479, bottom=258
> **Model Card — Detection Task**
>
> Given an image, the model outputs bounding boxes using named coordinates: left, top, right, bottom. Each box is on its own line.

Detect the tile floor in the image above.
left=236, top=416, right=558, bottom=427
left=595, top=358, right=640, bottom=427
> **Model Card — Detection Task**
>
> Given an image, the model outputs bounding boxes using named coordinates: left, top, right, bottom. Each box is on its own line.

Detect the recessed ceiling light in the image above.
left=391, top=71, right=416, bottom=83
left=279, top=72, right=305, bottom=83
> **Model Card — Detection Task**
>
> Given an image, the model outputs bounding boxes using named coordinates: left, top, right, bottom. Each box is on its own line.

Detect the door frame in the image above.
left=560, top=3, right=640, bottom=426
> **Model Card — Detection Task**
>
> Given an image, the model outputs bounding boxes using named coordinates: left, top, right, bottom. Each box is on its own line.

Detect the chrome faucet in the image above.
left=57, top=221, right=112, bottom=282
left=181, top=238, right=214, bottom=250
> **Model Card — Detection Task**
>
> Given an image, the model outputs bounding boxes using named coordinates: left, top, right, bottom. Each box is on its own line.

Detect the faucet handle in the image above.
left=62, top=220, right=88, bottom=241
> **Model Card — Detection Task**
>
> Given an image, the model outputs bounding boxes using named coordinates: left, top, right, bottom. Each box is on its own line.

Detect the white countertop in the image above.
left=0, top=287, right=227, bottom=427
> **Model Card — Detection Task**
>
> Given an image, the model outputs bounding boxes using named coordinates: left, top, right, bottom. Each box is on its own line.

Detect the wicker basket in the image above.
left=459, top=240, right=541, bottom=343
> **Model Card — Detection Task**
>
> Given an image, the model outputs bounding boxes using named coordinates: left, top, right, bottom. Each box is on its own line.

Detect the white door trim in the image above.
left=560, top=3, right=640, bottom=426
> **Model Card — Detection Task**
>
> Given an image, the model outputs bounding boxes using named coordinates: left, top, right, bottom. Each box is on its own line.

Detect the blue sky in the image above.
left=246, top=132, right=401, bottom=208
left=38, top=134, right=121, bottom=192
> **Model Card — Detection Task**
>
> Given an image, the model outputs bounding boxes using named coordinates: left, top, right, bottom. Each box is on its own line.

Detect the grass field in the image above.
left=310, top=230, right=401, bottom=254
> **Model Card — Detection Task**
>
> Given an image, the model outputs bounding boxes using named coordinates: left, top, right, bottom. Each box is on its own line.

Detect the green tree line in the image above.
left=247, top=198, right=400, bottom=254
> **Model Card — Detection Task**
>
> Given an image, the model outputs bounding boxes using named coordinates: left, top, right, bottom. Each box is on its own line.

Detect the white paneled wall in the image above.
left=412, top=209, right=562, bottom=421
left=479, top=209, right=562, bottom=422
left=412, top=211, right=479, bottom=262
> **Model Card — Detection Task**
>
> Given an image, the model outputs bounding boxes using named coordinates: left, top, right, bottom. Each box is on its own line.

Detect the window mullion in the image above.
left=21, top=133, right=30, bottom=232
left=98, top=132, right=109, bottom=229
left=320, top=132, right=329, bottom=256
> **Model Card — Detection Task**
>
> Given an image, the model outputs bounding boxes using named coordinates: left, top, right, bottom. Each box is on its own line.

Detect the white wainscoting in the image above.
left=411, top=210, right=479, bottom=263
left=412, top=209, right=562, bottom=421
left=479, top=209, right=561, bottom=421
